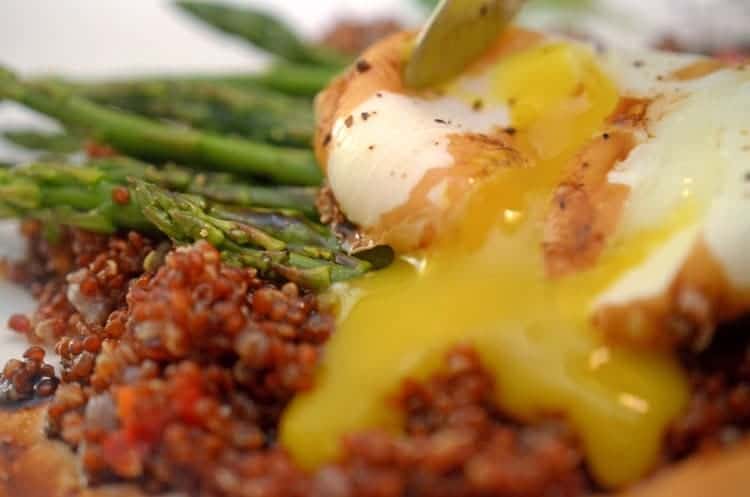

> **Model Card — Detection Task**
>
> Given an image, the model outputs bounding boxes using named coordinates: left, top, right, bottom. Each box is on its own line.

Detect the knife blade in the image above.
left=404, top=0, right=526, bottom=89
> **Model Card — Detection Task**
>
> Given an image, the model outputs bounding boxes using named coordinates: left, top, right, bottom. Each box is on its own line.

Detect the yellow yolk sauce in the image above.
left=282, top=42, right=690, bottom=488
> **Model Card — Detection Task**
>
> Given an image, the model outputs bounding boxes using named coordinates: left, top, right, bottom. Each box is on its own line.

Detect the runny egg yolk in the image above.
left=282, top=42, right=689, bottom=488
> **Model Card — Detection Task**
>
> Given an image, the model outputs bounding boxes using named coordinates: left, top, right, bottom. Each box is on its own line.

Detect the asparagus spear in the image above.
left=79, top=80, right=314, bottom=147
left=210, top=204, right=339, bottom=251
left=187, top=177, right=317, bottom=218
left=135, top=180, right=372, bottom=288
left=0, top=165, right=152, bottom=233
left=7, top=157, right=318, bottom=216
left=0, top=160, right=323, bottom=239
left=175, top=1, right=350, bottom=68
left=153, top=63, right=335, bottom=97
left=46, top=61, right=336, bottom=100
left=152, top=62, right=337, bottom=98
left=2, top=129, right=83, bottom=154
left=0, top=67, right=323, bottom=186
left=250, top=62, right=337, bottom=97
left=108, top=157, right=319, bottom=216
left=0, top=165, right=371, bottom=288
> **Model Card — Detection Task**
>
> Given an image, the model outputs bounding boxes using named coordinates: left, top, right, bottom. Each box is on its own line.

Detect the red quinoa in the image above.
left=111, top=186, right=131, bottom=205
left=323, top=347, right=589, bottom=497
left=33, top=239, right=334, bottom=494
left=3, top=223, right=750, bottom=497
left=0, top=346, right=59, bottom=405
left=6, top=314, right=31, bottom=334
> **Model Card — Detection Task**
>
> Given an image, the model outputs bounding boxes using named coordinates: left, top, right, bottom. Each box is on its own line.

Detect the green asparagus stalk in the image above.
left=210, top=205, right=339, bottom=251
left=71, top=157, right=317, bottom=218
left=187, top=63, right=336, bottom=97
left=0, top=165, right=371, bottom=288
left=212, top=206, right=394, bottom=270
left=250, top=62, right=338, bottom=97
left=131, top=179, right=372, bottom=288
left=78, top=80, right=314, bottom=147
left=45, top=61, right=336, bottom=100
left=0, top=166, right=152, bottom=233
left=175, top=1, right=350, bottom=68
left=14, top=156, right=319, bottom=216
left=0, top=160, right=323, bottom=237
left=0, top=67, right=323, bottom=186
left=2, top=129, right=83, bottom=154
left=187, top=177, right=317, bottom=218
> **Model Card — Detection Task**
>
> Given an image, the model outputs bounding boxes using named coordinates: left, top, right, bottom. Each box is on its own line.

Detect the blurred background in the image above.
left=0, top=0, right=422, bottom=77
left=0, top=1, right=421, bottom=159
left=2, top=0, right=749, bottom=76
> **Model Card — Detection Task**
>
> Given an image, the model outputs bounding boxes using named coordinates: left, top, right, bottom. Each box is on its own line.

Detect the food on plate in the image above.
left=0, top=159, right=371, bottom=289
left=78, top=80, right=316, bottom=148
left=1, top=1, right=750, bottom=497
left=2, top=129, right=84, bottom=155
left=0, top=69, right=322, bottom=186
left=291, top=22, right=750, bottom=490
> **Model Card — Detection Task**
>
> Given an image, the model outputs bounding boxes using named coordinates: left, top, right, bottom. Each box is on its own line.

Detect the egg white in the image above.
left=327, top=92, right=510, bottom=230
left=596, top=53, right=750, bottom=310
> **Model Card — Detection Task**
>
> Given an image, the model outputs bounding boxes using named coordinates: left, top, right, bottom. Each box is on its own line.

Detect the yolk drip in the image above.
left=281, top=43, right=689, bottom=488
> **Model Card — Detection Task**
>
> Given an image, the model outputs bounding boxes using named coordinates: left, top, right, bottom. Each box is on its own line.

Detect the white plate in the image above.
left=0, top=0, right=420, bottom=366
left=0, top=220, right=36, bottom=362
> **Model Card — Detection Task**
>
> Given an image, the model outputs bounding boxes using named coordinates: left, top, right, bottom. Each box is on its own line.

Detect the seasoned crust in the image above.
left=0, top=404, right=144, bottom=497
left=543, top=96, right=652, bottom=278
left=543, top=130, right=634, bottom=278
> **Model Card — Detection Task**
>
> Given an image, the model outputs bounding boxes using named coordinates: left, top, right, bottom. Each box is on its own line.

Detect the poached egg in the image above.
left=282, top=28, right=750, bottom=489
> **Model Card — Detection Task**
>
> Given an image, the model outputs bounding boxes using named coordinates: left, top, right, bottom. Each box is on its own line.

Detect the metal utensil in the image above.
left=404, top=0, right=527, bottom=89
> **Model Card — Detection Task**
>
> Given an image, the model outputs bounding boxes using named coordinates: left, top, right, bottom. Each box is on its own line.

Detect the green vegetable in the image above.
left=96, top=157, right=319, bottom=216
left=171, top=62, right=337, bottom=97
left=0, top=67, right=323, bottom=186
left=134, top=179, right=372, bottom=288
left=39, top=61, right=337, bottom=99
left=210, top=204, right=338, bottom=250
left=79, top=80, right=314, bottom=147
left=248, top=62, right=339, bottom=97
left=0, top=163, right=370, bottom=288
left=176, top=1, right=350, bottom=68
left=2, top=130, right=83, bottom=154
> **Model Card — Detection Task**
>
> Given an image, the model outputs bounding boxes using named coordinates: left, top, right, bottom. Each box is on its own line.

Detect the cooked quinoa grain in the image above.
left=0, top=346, right=59, bottom=406
left=3, top=222, right=750, bottom=497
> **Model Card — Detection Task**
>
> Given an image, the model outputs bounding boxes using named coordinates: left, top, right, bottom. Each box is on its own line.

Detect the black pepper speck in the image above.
left=356, top=60, right=372, bottom=73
